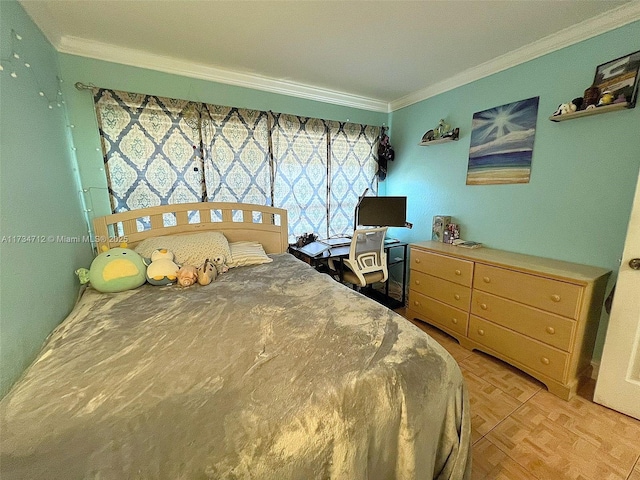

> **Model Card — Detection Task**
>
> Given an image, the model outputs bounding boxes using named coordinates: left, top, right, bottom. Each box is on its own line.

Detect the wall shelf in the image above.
left=549, top=102, right=630, bottom=122
left=419, top=127, right=460, bottom=145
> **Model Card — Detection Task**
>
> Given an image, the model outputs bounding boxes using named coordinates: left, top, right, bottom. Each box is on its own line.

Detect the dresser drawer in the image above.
left=409, top=290, right=469, bottom=336
left=473, top=264, right=582, bottom=318
left=471, top=291, right=575, bottom=351
left=411, top=250, right=473, bottom=287
left=411, top=270, right=471, bottom=310
left=469, top=315, right=568, bottom=382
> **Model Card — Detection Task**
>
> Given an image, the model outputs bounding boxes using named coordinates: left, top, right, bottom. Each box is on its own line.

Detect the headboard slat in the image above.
left=176, top=210, right=189, bottom=226
left=92, top=202, right=289, bottom=254
left=242, top=210, right=254, bottom=223
left=123, top=219, right=137, bottom=236
left=150, top=214, right=164, bottom=230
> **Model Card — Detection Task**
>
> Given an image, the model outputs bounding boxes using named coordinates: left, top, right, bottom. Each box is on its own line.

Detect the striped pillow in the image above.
left=228, top=241, right=272, bottom=268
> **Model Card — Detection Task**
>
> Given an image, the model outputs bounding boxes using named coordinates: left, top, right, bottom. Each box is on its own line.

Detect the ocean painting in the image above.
left=466, top=97, right=539, bottom=185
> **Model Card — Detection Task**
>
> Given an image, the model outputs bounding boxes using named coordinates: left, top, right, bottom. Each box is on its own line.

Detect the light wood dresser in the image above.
left=407, top=241, right=611, bottom=400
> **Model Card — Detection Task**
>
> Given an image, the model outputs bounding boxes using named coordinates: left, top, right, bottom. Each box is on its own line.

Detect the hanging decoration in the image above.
left=0, top=29, right=65, bottom=110
left=377, top=126, right=395, bottom=181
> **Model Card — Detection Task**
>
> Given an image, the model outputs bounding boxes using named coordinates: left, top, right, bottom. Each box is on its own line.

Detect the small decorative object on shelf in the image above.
left=552, top=97, right=583, bottom=116
left=597, top=91, right=615, bottom=106
left=583, top=85, right=601, bottom=110
left=550, top=50, right=639, bottom=122
left=419, top=119, right=459, bottom=146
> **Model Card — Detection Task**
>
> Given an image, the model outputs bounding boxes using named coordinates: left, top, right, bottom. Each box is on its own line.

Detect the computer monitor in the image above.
left=356, top=196, right=407, bottom=227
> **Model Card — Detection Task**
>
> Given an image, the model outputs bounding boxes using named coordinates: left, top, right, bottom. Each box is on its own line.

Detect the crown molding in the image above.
left=389, top=2, right=640, bottom=111
left=56, top=35, right=389, bottom=113
left=34, top=1, right=640, bottom=114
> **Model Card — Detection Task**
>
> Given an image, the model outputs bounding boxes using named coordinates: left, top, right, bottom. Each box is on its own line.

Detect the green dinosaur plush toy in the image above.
left=76, top=243, right=146, bottom=293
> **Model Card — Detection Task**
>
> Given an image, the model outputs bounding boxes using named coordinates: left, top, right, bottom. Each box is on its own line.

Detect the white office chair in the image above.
left=332, top=227, right=388, bottom=288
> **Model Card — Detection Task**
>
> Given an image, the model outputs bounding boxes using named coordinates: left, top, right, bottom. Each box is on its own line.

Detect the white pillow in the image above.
left=227, top=241, right=272, bottom=268
left=134, top=232, right=232, bottom=266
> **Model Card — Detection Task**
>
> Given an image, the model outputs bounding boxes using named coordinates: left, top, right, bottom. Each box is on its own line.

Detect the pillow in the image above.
left=227, top=241, right=273, bottom=268
left=134, top=232, right=232, bottom=266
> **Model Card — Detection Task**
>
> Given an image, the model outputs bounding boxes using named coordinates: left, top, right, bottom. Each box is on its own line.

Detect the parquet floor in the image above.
left=400, top=314, right=640, bottom=480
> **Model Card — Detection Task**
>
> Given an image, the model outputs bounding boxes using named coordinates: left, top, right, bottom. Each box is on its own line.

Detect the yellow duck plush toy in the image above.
left=145, top=249, right=179, bottom=286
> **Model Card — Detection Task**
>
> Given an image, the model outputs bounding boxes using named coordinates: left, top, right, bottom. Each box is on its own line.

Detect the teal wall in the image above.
left=56, top=54, right=389, bottom=221
left=386, top=21, right=640, bottom=360
left=0, top=1, right=94, bottom=397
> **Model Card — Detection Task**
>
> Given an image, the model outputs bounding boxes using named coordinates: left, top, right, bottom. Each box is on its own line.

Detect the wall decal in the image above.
left=466, top=96, right=539, bottom=185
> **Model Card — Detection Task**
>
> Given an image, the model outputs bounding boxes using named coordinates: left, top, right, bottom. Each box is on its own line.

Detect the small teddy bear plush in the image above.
left=176, top=264, right=198, bottom=287
left=212, top=255, right=229, bottom=275
left=197, top=258, right=217, bottom=286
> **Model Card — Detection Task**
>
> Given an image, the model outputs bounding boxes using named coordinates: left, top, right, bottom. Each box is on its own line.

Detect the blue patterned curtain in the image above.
left=94, top=89, right=381, bottom=239
left=271, top=113, right=329, bottom=240
left=328, top=121, right=380, bottom=236
left=94, top=89, right=204, bottom=217
left=200, top=105, right=271, bottom=207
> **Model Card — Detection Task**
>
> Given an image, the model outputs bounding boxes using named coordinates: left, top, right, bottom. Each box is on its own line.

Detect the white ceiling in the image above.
left=19, top=0, right=640, bottom=112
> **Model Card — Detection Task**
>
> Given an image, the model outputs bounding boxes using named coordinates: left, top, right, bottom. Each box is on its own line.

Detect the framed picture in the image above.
left=593, top=50, right=640, bottom=107
left=466, top=97, right=539, bottom=185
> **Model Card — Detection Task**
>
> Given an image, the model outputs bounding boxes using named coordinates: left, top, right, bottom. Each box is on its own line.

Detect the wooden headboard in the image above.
left=92, top=202, right=289, bottom=254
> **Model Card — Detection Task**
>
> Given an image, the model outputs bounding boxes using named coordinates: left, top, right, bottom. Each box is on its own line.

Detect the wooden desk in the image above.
left=289, top=241, right=408, bottom=309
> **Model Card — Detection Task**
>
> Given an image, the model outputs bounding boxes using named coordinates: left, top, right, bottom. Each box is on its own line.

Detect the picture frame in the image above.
left=593, top=50, right=640, bottom=108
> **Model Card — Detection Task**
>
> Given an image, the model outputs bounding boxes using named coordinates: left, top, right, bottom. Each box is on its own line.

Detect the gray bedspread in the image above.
left=1, top=254, right=471, bottom=479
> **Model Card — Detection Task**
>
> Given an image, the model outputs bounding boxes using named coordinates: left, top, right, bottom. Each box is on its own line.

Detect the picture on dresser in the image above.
left=466, top=96, right=539, bottom=185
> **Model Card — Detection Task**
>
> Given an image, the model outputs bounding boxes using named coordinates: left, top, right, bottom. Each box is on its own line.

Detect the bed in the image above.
left=0, top=202, right=471, bottom=480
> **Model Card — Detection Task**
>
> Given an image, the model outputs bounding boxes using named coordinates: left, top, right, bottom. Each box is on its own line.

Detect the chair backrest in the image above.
left=344, top=227, right=388, bottom=285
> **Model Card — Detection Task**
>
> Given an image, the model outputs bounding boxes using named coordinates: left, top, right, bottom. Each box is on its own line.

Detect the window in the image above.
left=93, top=89, right=380, bottom=239
left=271, top=114, right=329, bottom=238
left=94, top=90, right=204, bottom=214
left=200, top=105, right=271, bottom=206
left=328, top=121, right=379, bottom=236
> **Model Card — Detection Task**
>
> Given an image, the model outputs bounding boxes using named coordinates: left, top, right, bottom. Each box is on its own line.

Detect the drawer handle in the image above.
left=454, top=294, right=460, bottom=300
left=546, top=326, right=556, bottom=335
left=455, top=269, right=461, bottom=276
left=415, top=280, right=421, bottom=285
left=483, top=276, right=491, bottom=283
left=477, top=329, right=485, bottom=336
left=452, top=318, right=458, bottom=325
left=551, top=294, right=561, bottom=302
left=480, top=303, right=488, bottom=310
left=414, top=301, right=420, bottom=307
left=540, top=357, right=550, bottom=365
left=415, top=258, right=421, bottom=264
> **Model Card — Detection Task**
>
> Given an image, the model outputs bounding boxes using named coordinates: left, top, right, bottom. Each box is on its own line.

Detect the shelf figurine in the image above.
left=436, top=119, right=451, bottom=138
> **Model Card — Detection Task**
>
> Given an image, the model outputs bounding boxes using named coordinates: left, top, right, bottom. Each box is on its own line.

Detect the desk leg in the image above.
left=401, top=244, right=407, bottom=306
